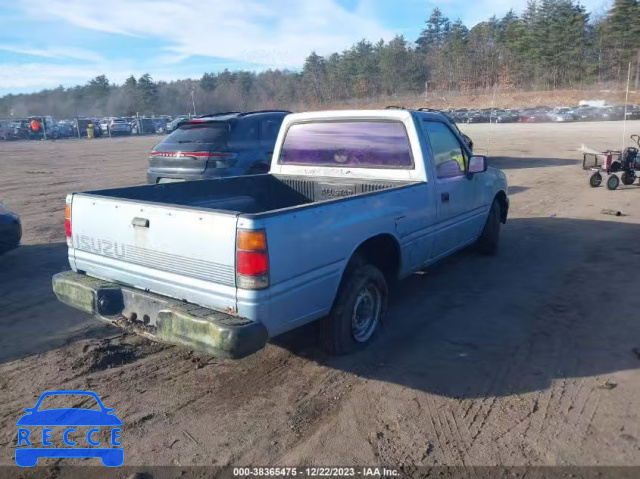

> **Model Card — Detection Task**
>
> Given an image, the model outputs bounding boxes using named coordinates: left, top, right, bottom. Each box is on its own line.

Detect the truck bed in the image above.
left=86, top=174, right=417, bottom=217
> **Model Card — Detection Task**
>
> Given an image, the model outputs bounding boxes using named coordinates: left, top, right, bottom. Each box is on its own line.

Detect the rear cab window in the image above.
left=279, top=121, right=413, bottom=168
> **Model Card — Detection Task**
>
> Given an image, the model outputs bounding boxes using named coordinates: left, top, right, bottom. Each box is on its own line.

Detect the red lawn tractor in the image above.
left=584, top=134, right=640, bottom=190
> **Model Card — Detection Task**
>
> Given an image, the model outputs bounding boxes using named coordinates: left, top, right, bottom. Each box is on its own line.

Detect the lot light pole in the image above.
left=190, top=90, right=196, bottom=116
left=622, top=62, right=631, bottom=150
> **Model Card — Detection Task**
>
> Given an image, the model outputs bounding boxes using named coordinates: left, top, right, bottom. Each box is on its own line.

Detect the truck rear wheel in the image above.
left=320, top=262, right=387, bottom=355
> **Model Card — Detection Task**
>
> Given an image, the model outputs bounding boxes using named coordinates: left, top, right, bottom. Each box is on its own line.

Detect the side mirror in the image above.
left=468, top=155, right=487, bottom=174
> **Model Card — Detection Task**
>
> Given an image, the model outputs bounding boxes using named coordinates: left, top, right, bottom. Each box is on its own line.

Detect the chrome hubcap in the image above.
left=351, top=284, right=381, bottom=343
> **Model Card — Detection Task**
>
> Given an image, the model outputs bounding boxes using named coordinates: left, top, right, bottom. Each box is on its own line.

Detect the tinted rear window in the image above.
left=279, top=121, right=412, bottom=168
left=161, top=123, right=229, bottom=147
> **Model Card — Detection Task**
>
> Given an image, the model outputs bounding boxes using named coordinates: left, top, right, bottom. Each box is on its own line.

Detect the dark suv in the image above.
left=147, top=110, right=291, bottom=184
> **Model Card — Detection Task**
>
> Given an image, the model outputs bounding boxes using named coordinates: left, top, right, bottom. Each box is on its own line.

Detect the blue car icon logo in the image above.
left=15, top=390, right=123, bottom=467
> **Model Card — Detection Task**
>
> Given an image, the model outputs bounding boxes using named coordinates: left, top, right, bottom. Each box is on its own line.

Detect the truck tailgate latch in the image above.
left=132, top=217, right=150, bottom=228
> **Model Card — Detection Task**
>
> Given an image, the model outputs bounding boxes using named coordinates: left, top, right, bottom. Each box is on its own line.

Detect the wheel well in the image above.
left=495, top=191, right=508, bottom=223
left=350, top=234, right=401, bottom=282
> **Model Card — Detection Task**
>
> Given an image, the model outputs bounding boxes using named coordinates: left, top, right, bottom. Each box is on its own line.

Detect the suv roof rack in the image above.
left=238, top=110, right=292, bottom=116
left=196, top=111, right=241, bottom=118
left=385, top=105, right=407, bottom=110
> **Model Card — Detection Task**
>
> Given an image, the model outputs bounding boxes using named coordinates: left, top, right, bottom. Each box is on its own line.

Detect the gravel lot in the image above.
left=0, top=122, right=639, bottom=470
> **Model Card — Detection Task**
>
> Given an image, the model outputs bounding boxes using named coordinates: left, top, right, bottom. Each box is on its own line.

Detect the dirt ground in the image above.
left=0, top=122, right=639, bottom=471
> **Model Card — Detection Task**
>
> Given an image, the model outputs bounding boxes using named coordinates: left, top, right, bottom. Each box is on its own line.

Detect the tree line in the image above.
left=1, top=0, right=638, bottom=118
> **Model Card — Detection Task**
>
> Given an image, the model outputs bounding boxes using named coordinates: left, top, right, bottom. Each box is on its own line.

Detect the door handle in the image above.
left=132, top=217, right=149, bottom=228
left=441, top=192, right=450, bottom=203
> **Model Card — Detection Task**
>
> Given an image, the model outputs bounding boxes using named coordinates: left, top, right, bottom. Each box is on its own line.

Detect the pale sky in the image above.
left=0, top=0, right=610, bottom=94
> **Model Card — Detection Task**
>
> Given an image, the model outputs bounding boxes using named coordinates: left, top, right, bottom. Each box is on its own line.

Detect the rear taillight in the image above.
left=236, top=229, right=269, bottom=290
left=64, top=195, right=72, bottom=246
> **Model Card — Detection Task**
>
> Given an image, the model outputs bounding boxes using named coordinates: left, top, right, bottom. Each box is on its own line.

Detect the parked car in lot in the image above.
left=0, top=201, right=21, bottom=255
left=449, top=109, right=469, bottom=123
left=625, top=105, right=640, bottom=120
left=466, top=110, right=490, bottom=123
left=146, top=110, right=291, bottom=184
left=519, top=109, right=540, bottom=122
left=549, top=107, right=577, bottom=122
left=492, top=110, right=519, bottom=123
left=602, top=106, right=626, bottom=121
left=0, top=120, right=19, bottom=140
left=576, top=107, right=603, bottom=121
left=27, top=116, right=60, bottom=139
left=166, top=116, right=189, bottom=133
left=56, top=121, right=75, bottom=138
left=9, top=120, right=29, bottom=139
left=139, top=118, right=157, bottom=134
left=99, top=118, right=110, bottom=134
left=106, top=118, right=131, bottom=136
left=153, top=118, right=169, bottom=134
left=75, top=119, right=103, bottom=138
left=53, top=108, right=508, bottom=359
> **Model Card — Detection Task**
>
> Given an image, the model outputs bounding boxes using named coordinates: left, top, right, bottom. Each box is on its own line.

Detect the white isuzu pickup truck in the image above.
left=53, top=108, right=509, bottom=358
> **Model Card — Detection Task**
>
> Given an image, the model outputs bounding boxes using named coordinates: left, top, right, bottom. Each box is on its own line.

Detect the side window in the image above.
left=259, top=117, right=282, bottom=147
left=423, top=121, right=467, bottom=179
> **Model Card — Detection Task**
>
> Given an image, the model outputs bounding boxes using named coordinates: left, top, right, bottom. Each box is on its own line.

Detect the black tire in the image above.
left=589, top=172, right=602, bottom=187
left=607, top=175, right=620, bottom=190
left=319, top=262, right=388, bottom=355
left=477, top=200, right=501, bottom=255
left=621, top=171, right=635, bottom=185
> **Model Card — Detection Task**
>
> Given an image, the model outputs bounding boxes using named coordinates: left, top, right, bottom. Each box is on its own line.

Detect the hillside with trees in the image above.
left=1, top=0, right=638, bottom=117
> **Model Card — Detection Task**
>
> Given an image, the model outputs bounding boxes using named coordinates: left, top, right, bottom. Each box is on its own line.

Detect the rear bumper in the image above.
left=52, top=271, right=268, bottom=359
left=146, top=168, right=237, bottom=184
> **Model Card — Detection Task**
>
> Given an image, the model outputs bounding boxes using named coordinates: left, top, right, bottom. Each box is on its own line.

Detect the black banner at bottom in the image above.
left=0, top=466, right=639, bottom=479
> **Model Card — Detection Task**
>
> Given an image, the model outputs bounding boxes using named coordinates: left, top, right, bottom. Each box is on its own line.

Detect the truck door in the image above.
left=421, top=120, right=478, bottom=258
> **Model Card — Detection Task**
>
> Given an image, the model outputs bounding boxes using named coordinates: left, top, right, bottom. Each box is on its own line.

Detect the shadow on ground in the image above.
left=274, top=216, right=640, bottom=398
left=489, top=156, right=578, bottom=169
left=0, top=243, right=115, bottom=364
left=4, top=218, right=639, bottom=401
left=506, top=185, right=529, bottom=195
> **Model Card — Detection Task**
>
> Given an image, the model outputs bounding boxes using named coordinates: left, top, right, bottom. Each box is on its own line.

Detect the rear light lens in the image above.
left=64, top=196, right=72, bottom=246
left=212, top=153, right=237, bottom=168
left=237, top=251, right=268, bottom=275
left=237, top=230, right=267, bottom=250
left=236, top=229, right=268, bottom=290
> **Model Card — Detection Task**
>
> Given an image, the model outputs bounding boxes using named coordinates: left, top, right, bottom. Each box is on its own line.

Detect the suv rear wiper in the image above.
left=178, top=140, right=201, bottom=144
